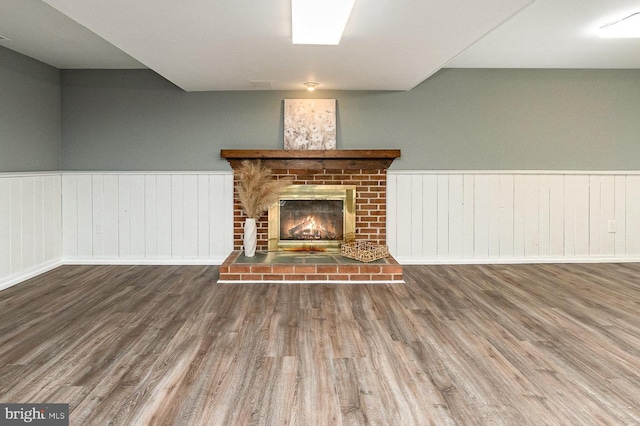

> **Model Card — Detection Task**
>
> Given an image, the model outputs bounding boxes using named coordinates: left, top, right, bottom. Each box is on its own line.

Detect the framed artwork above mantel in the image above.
left=283, top=99, right=336, bottom=150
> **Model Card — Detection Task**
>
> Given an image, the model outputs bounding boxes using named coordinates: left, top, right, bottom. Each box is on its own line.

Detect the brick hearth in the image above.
left=218, top=251, right=403, bottom=283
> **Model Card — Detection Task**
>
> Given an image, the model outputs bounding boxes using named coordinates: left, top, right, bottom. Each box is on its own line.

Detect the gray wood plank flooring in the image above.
left=1, top=263, right=640, bottom=425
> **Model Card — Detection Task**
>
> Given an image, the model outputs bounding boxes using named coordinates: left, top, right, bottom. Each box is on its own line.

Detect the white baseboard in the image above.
left=0, top=259, right=64, bottom=292
left=396, top=256, right=640, bottom=265
left=3, top=255, right=638, bottom=293
left=0, top=257, right=230, bottom=293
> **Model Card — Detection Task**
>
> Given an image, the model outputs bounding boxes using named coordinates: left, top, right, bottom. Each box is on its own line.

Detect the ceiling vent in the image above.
left=250, top=80, right=272, bottom=89
left=0, top=35, right=11, bottom=42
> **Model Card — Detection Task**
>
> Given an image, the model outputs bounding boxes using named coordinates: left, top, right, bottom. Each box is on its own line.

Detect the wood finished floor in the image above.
left=1, top=263, right=640, bottom=425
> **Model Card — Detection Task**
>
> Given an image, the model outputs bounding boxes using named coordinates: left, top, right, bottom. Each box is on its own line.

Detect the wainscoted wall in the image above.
left=387, top=171, right=640, bottom=264
left=0, top=173, right=63, bottom=290
left=61, top=173, right=234, bottom=264
left=4, top=170, right=640, bottom=291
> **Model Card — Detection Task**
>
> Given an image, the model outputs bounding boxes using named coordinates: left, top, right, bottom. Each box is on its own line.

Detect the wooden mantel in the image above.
left=220, top=149, right=401, bottom=170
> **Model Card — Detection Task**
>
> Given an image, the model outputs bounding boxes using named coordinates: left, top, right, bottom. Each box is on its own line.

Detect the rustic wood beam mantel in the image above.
left=220, top=149, right=401, bottom=170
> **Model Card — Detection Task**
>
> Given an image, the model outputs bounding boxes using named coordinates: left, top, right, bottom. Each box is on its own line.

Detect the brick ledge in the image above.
left=218, top=251, right=403, bottom=283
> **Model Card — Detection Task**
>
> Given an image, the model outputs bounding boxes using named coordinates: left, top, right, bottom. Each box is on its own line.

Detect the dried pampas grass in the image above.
left=236, top=160, right=291, bottom=219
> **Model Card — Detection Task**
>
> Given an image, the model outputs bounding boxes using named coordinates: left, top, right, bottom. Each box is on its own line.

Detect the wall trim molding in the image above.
left=60, top=171, right=233, bottom=176
left=0, top=171, right=62, bottom=177
left=389, top=170, right=640, bottom=175
left=397, top=256, right=640, bottom=265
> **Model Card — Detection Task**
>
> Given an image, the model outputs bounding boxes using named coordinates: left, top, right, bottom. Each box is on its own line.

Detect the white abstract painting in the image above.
left=284, top=99, right=336, bottom=150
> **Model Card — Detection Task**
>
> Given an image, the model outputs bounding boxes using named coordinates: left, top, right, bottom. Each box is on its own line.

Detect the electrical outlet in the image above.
left=607, top=220, right=616, bottom=233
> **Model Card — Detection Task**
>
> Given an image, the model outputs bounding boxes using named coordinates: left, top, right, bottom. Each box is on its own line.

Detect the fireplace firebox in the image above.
left=268, top=185, right=356, bottom=251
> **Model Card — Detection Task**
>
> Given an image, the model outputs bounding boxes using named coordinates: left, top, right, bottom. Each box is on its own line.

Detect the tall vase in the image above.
left=243, top=218, right=257, bottom=257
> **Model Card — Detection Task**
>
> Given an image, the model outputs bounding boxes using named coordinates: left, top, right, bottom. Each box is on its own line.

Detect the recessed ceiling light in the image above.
left=304, top=82, right=319, bottom=91
left=599, top=12, right=640, bottom=38
left=292, top=0, right=355, bottom=45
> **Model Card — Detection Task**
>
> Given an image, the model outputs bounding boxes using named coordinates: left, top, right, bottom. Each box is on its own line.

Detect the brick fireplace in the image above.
left=219, top=149, right=402, bottom=283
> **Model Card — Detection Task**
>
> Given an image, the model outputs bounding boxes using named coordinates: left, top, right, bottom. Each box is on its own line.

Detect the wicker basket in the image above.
left=340, top=240, right=390, bottom=263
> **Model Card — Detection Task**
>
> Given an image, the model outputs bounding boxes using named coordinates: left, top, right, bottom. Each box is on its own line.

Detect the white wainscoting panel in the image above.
left=0, top=173, right=63, bottom=290
left=62, top=173, right=234, bottom=264
left=4, top=170, right=639, bottom=289
left=388, top=171, right=640, bottom=264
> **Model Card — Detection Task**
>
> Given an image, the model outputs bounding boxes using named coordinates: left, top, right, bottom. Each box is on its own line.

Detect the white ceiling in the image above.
left=1, top=0, right=639, bottom=91
left=447, top=0, right=640, bottom=68
left=0, top=0, right=143, bottom=69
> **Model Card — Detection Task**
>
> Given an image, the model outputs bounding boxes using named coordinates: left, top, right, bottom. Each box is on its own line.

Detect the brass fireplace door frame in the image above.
left=268, top=185, right=356, bottom=251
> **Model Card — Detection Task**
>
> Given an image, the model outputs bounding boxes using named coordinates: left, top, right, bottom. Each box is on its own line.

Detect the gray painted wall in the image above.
left=0, top=47, right=61, bottom=172
left=61, top=68, right=640, bottom=171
